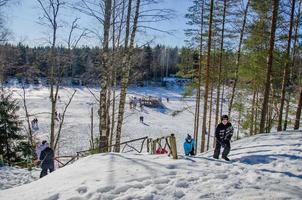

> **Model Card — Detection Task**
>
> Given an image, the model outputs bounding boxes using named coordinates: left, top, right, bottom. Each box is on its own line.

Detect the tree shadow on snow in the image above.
left=230, top=149, right=271, bottom=157
left=261, top=169, right=302, bottom=179
left=234, top=154, right=302, bottom=165
left=232, top=144, right=300, bottom=151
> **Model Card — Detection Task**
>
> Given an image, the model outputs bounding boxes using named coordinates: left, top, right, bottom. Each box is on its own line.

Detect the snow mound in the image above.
left=0, top=131, right=301, bottom=200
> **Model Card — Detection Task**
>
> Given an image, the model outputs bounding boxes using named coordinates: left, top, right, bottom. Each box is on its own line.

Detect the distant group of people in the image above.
left=31, top=117, right=39, bottom=130
left=35, top=140, right=55, bottom=178
left=183, top=114, right=233, bottom=161
left=129, top=96, right=144, bottom=112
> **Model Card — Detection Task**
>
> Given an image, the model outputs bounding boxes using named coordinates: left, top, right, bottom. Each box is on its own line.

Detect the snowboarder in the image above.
left=213, top=115, right=234, bottom=161
left=39, top=141, right=55, bottom=178
left=183, top=134, right=195, bottom=156
left=166, top=97, right=169, bottom=102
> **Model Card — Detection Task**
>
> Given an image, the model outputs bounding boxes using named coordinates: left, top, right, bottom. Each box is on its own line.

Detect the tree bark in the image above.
left=228, top=0, right=250, bottom=115
left=115, top=0, right=140, bottom=152
left=207, top=83, right=214, bottom=150
left=99, top=0, right=113, bottom=152
left=215, top=0, right=227, bottom=130
left=250, top=89, right=256, bottom=136
left=293, top=0, right=302, bottom=130
left=193, top=0, right=204, bottom=154
left=277, top=0, right=296, bottom=131
left=260, top=0, right=279, bottom=133
left=294, top=87, right=302, bottom=129
left=200, top=0, right=214, bottom=153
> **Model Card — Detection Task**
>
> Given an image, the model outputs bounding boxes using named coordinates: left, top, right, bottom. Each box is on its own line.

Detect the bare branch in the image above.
left=54, top=90, right=77, bottom=151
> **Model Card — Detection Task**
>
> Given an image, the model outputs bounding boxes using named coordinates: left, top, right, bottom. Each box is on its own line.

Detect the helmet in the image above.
left=221, top=115, right=229, bottom=121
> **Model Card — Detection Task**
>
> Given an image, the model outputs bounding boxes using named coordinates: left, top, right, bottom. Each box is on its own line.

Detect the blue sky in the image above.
left=6, top=0, right=190, bottom=47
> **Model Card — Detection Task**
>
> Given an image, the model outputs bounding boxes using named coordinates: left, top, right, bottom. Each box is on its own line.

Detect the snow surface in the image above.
left=7, top=85, right=208, bottom=156
left=0, top=166, right=40, bottom=190
left=0, top=131, right=301, bottom=200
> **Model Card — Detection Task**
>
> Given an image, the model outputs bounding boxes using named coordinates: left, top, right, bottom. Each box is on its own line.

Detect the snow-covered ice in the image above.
left=0, top=131, right=301, bottom=200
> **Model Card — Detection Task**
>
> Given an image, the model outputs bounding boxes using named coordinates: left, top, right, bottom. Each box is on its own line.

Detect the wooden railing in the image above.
left=147, top=134, right=178, bottom=159
left=54, top=134, right=178, bottom=168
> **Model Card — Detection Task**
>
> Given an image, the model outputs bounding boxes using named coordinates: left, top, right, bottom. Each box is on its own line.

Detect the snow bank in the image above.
left=0, top=131, right=301, bottom=200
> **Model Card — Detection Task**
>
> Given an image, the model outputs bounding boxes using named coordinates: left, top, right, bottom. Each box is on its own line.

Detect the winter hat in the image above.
left=187, top=134, right=192, bottom=140
left=221, top=115, right=229, bottom=121
left=42, top=140, right=47, bottom=145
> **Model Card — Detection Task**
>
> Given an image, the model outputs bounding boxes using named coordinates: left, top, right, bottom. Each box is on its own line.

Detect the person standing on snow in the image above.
left=39, top=141, right=55, bottom=178
left=35, top=140, right=48, bottom=161
left=184, top=134, right=195, bottom=156
left=213, top=115, right=234, bottom=161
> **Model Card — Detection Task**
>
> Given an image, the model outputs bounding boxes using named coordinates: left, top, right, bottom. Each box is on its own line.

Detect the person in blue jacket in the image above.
left=184, top=134, right=195, bottom=156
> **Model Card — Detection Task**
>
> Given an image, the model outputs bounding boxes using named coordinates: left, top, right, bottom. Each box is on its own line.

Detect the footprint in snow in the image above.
left=175, top=180, right=190, bottom=188
left=76, top=186, right=88, bottom=194
left=153, top=178, right=170, bottom=184
left=97, top=185, right=115, bottom=193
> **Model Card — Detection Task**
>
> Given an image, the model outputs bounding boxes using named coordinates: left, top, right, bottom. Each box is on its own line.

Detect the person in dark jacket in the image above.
left=213, top=115, right=234, bottom=161
left=184, top=134, right=195, bottom=156
left=39, top=142, right=55, bottom=178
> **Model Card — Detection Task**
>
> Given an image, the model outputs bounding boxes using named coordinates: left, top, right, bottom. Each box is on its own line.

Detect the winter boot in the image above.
left=222, top=155, right=230, bottom=161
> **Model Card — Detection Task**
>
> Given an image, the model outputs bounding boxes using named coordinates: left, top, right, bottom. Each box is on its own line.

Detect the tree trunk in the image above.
left=283, top=94, right=290, bottom=131
left=294, top=87, right=302, bottom=129
left=255, top=90, right=259, bottom=134
left=250, top=89, right=256, bottom=136
left=207, top=83, right=214, bottom=150
left=200, top=0, right=214, bottom=153
left=237, top=110, right=241, bottom=140
left=267, top=84, right=275, bottom=132
left=220, top=82, right=225, bottom=116
left=99, top=0, right=113, bottom=152
left=193, top=0, right=204, bottom=155
left=215, top=0, right=227, bottom=130
left=115, top=0, right=140, bottom=152
left=293, top=0, right=302, bottom=130
left=228, top=0, right=250, bottom=115
left=277, top=0, right=296, bottom=131
left=260, top=0, right=279, bottom=133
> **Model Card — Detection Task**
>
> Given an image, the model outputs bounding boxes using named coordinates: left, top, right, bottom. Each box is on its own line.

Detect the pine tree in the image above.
left=0, top=91, right=23, bottom=163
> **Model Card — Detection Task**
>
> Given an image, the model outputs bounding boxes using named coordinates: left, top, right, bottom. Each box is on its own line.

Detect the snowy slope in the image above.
left=0, top=131, right=301, bottom=200
left=8, top=85, right=203, bottom=156
left=0, top=167, right=39, bottom=190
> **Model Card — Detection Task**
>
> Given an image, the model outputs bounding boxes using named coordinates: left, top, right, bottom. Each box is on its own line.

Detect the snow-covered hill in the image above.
left=1, top=131, right=301, bottom=200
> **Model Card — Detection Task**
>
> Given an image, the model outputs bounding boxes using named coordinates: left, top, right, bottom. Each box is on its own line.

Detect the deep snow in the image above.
left=0, top=131, right=301, bottom=200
